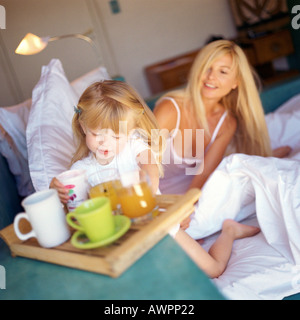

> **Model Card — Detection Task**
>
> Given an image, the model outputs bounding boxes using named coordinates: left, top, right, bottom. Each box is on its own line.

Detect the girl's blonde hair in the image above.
left=71, top=80, right=163, bottom=176
left=160, top=40, right=272, bottom=157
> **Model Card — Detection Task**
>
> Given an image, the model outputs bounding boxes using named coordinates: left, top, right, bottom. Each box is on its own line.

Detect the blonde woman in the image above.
left=50, top=80, right=162, bottom=203
left=154, top=40, right=290, bottom=194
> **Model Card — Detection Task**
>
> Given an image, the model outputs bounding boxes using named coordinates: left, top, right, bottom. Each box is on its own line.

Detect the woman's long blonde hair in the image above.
left=160, top=40, right=272, bottom=157
left=71, top=80, right=163, bottom=176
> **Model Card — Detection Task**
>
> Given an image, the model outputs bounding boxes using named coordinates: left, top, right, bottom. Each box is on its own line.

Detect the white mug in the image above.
left=57, top=169, right=88, bottom=212
left=14, top=189, right=71, bottom=248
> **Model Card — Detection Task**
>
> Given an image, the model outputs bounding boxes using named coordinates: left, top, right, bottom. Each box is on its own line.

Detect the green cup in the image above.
left=66, top=197, right=115, bottom=242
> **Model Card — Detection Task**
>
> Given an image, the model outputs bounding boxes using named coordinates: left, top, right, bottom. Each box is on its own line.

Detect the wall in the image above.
left=0, top=0, right=115, bottom=106
left=0, top=0, right=237, bottom=107
left=96, top=0, right=237, bottom=98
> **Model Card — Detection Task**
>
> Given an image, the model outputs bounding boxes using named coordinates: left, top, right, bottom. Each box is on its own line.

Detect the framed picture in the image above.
left=229, top=0, right=289, bottom=30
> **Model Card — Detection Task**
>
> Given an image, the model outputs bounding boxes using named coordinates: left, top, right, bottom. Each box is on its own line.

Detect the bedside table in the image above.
left=239, top=29, right=299, bottom=84
left=144, top=49, right=199, bottom=95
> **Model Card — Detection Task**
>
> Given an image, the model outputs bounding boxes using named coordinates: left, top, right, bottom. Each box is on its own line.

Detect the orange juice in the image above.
left=89, top=179, right=121, bottom=211
left=118, top=181, right=157, bottom=218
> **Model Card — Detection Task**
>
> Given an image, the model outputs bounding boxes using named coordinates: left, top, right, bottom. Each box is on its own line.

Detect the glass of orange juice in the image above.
left=87, top=168, right=121, bottom=214
left=116, top=169, right=158, bottom=224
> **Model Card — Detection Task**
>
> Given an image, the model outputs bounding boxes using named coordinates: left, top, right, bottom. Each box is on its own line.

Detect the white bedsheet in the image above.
left=204, top=217, right=300, bottom=300
left=185, top=96, right=300, bottom=300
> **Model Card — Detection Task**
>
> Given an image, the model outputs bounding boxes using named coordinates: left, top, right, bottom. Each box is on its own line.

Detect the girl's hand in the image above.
left=138, top=149, right=160, bottom=194
left=50, top=177, right=70, bottom=204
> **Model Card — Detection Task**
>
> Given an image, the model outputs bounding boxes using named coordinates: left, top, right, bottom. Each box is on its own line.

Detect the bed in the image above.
left=0, top=59, right=300, bottom=300
left=186, top=94, right=300, bottom=300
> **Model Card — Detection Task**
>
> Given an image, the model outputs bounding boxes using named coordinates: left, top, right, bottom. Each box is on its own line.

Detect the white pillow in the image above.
left=0, top=99, right=34, bottom=196
left=71, top=66, right=111, bottom=97
left=27, top=59, right=78, bottom=191
left=27, top=59, right=111, bottom=192
left=0, top=99, right=31, bottom=154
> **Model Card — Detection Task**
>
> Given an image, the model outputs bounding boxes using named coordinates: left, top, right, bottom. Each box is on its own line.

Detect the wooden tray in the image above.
left=0, top=189, right=201, bottom=278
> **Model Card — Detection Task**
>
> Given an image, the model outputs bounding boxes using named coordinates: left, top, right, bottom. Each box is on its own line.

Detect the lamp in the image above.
left=15, top=30, right=101, bottom=64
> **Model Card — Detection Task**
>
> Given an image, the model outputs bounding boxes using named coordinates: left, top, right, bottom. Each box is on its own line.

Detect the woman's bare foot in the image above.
left=272, top=146, right=292, bottom=158
left=222, top=219, right=260, bottom=240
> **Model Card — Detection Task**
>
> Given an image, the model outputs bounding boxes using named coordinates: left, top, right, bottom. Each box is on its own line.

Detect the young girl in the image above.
left=154, top=40, right=291, bottom=194
left=50, top=80, right=163, bottom=203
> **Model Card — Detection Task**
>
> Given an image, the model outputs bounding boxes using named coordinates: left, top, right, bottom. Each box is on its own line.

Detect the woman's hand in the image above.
left=272, top=146, right=292, bottom=158
left=50, top=177, right=70, bottom=204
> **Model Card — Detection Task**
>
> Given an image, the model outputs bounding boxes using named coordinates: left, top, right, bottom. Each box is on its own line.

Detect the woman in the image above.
left=154, top=40, right=290, bottom=194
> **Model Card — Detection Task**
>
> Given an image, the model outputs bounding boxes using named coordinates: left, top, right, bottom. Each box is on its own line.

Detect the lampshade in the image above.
left=15, top=31, right=102, bottom=65
left=15, top=33, right=50, bottom=55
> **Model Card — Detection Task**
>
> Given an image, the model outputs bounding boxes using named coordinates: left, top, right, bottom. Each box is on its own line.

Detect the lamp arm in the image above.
left=49, top=33, right=101, bottom=65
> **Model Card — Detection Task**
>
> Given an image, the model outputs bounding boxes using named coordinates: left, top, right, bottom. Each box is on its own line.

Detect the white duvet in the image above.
left=185, top=95, right=300, bottom=300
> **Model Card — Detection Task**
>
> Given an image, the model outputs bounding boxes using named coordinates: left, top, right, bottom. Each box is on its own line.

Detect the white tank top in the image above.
left=159, top=97, right=227, bottom=194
